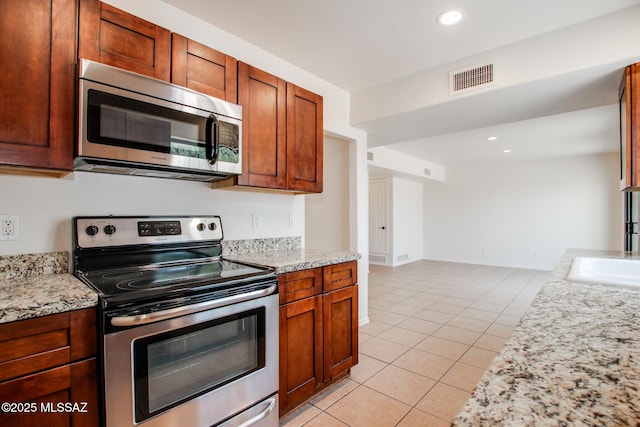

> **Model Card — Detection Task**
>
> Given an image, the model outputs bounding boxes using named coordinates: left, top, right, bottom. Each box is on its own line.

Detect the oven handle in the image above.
left=110, top=284, right=277, bottom=327
left=237, top=396, right=277, bottom=427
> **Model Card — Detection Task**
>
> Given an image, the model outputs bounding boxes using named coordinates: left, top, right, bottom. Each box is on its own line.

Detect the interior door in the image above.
left=369, top=180, right=388, bottom=257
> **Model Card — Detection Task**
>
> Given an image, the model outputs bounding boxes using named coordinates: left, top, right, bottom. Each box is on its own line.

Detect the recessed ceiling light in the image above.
left=502, top=149, right=512, bottom=153
left=487, top=136, right=498, bottom=141
left=437, top=10, right=463, bottom=26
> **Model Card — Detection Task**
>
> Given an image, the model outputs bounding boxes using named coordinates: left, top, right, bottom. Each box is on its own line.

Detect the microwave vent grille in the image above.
left=449, top=60, right=497, bottom=96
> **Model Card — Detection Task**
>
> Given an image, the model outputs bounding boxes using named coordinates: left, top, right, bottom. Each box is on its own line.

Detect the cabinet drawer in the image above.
left=323, top=261, right=358, bottom=292
left=0, top=309, right=97, bottom=382
left=278, top=268, right=323, bottom=305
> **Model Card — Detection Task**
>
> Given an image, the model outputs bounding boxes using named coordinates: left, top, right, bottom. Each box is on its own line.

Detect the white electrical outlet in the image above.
left=0, top=215, right=19, bottom=241
left=252, top=213, right=262, bottom=229
left=289, top=214, right=297, bottom=228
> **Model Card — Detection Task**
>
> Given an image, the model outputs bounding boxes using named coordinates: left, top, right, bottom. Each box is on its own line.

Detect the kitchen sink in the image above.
left=568, top=257, right=640, bottom=288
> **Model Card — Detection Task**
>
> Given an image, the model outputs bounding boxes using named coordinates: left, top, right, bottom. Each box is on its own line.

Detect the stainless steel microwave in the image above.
left=76, top=59, right=242, bottom=182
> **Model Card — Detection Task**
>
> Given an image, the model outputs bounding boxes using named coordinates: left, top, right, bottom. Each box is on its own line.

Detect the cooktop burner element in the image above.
left=72, top=216, right=275, bottom=308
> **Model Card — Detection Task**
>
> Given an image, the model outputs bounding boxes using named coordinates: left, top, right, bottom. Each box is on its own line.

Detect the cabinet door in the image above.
left=78, top=0, right=171, bottom=81
left=237, top=62, right=287, bottom=188
left=0, top=359, right=98, bottom=427
left=279, top=296, right=323, bottom=416
left=171, top=34, right=237, bottom=102
left=0, top=0, right=76, bottom=172
left=323, top=285, right=358, bottom=382
left=287, top=83, right=323, bottom=193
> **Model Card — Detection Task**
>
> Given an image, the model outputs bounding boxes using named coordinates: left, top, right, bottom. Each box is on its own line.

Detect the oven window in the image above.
left=133, top=307, right=265, bottom=423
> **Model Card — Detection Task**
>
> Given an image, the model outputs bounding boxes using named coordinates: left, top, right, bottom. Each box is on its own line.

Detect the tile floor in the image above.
left=279, top=259, right=549, bottom=427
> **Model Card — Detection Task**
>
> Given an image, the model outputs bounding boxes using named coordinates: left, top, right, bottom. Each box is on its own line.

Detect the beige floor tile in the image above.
left=459, top=347, right=498, bottom=369
left=364, top=365, right=436, bottom=406
left=447, top=315, right=491, bottom=333
left=325, top=385, right=411, bottom=427
left=396, top=408, right=451, bottom=427
left=304, top=412, right=348, bottom=427
left=383, top=303, right=424, bottom=316
left=349, top=354, right=387, bottom=384
left=309, top=378, right=359, bottom=410
left=397, top=317, right=441, bottom=335
left=358, top=331, right=374, bottom=345
left=368, top=298, right=393, bottom=309
left=374, top=293, right=409, bottom=304
left=359, top=320, right=392, bottom=336
left=359, top=336, right=410, bottom=363
left=475, top=334, right=508, bottom=352
left=413, top=309, right=455, bottom=324
left=439, top=296, right=475, bottom=308
left=440, top=362, right=486, bottom=392
left=376, top=326, right=427, bottom=347
left=414, top=335, right=470, bottom=360
left=432, top=325, right=482, bottom=345
left=392, top=348, right=456, bottom=380
left=369, top=309, right=410, bottom=326
left=494, top=313, right=522, bottom=327
left=415, top=382, right=471, bottom=422
left=279, top=403, right=322, bottom=427
left=459, top=308, right=500, bottom=322
left=485, top=323, right=515, bottom=338
left=403, top=296, right=437, bottom=309
left=429, top=302, right=466, bottom=315
left=469, top=301, right=508, bottom=313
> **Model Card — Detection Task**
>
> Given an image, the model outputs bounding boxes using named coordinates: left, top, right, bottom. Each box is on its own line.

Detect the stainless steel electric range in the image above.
left=72, top=215, right=279, bottom=427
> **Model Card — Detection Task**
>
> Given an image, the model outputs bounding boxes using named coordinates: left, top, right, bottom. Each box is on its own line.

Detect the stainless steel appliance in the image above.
left=72, top=216, right=278, bottom=427
left=76, top=59, right=242, bottom=182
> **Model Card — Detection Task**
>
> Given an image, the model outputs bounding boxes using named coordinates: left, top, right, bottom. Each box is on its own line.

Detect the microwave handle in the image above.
left=205, top=113, right=219, bottom=165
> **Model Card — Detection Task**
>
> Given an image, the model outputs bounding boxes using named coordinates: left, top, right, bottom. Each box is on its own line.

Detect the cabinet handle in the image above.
left=205, top=113, right=220, bottom=165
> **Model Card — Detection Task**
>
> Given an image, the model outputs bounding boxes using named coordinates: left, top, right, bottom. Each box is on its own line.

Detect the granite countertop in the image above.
left=0, top=252, right=98, bottom=324
left=226, top=248, right=360, bottom=274
left=453, top=249, right=640, bottom=426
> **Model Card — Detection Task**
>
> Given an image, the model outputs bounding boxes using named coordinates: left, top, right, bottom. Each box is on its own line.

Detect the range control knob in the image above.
left=85, top=225, right=99, bottom=236
left=208, top=223, right=217, bottom=231
left=103, top=224, right=117, bottom=235
left=197, top=223, right=206, bottom=231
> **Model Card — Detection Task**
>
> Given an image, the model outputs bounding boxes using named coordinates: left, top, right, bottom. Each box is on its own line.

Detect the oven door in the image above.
left=102, top=292, right=278, bottom=427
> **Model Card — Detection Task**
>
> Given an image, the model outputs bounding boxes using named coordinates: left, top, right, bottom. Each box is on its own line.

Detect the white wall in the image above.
left=305, top=136, right=350, bottom=251
left=423, top=153, right=622, bottom=270
left=0, top=172, right=304, bottom=256
left=392, top=178, right=424, bottom=265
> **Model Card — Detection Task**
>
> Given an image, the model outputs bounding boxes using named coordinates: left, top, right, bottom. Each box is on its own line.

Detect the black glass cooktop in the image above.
left=79, top=259, right=272, bottom=299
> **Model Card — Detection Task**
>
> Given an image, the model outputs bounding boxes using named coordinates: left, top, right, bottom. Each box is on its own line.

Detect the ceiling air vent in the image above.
left=367, top=151, right=374, bottom=161
left=449, top=60, right=497, bottom=96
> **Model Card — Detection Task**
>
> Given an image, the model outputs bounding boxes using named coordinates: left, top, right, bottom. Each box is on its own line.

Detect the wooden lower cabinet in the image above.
left=278, top=262, right=358, bottom=416
left=0, top=309, right=99, bottom=426
left=279, top=295, right=323, bottom=414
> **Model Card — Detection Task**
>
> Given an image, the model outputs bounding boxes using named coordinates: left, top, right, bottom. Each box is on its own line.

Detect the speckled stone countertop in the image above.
left=0, top=252, right=98, bottom=324
left=453, top=249, right=640, bottom=426
left=226, top=248, right=360, bottom=274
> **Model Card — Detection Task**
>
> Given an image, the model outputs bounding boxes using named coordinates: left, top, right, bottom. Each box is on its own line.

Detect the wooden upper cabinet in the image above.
left=287, top=83, right=324, bottom=193
left=0, top=0, right=76, bottom=172
left=171, top=34, right=237, bottom=102
left=621, top=63, right=640, bottom=191
left=78, top=0, right=171, bottom=81
left=237, top=62, right=288, bottom=189
left=231, top=62, right=323, bottom=193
